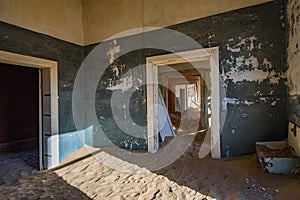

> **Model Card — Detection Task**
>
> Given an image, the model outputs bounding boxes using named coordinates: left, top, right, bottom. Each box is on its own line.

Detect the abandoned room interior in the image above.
left=0, top=0, right=300, bottom=199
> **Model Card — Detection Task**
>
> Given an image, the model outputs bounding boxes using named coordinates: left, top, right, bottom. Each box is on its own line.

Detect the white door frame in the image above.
left=0, top=50, right=59, bottom=169
left=146, top=47, right=221, bottom=158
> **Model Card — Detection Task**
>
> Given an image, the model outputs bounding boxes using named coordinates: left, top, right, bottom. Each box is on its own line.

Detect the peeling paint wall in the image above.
left=181, top=0, right=287, bottom=156
left=215, top=1, right=287, bottom=156
left=287, top=0, right=300, bottom=126
left=85, top=0, right=287, bottom=156
left=0, top=0, right=287, bottom=158
left=0, top=21, right=83, bottom=161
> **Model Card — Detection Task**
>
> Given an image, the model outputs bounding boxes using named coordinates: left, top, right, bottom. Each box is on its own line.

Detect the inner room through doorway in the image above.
left=157, top=60, right=211, bottom=146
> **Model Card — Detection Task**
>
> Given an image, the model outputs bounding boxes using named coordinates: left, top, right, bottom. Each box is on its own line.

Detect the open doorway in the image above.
left=146, top=48, right=220, bottom=158
left=0, top=63, right=39, bottom=173
left=0, top=51, right=59, bottom=170
left=158, top=64, right=209, bottom=134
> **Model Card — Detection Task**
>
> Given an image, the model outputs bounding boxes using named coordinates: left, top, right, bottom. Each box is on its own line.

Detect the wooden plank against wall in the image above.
left=158, top=89, right=175, bottom=142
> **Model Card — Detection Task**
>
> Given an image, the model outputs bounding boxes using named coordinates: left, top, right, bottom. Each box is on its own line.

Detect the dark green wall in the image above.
left=85, top=0, right=287, bottom=156
left=0, top=0, right=288, bottom=160
left=0, top=21, right=83, bottom=161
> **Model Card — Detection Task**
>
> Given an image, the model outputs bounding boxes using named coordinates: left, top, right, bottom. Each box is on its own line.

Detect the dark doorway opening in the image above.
left=0, top=63, right=39, bottom=170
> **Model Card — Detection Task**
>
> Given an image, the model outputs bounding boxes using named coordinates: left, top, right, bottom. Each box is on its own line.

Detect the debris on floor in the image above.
left=256, top=141, right=300, bottom=175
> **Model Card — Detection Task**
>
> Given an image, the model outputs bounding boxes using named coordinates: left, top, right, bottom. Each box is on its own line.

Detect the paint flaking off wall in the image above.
left=107, top=75, right=133, bottom=92
left=222, top=97, right=255, bottom=111
left=107, top=39, right=121, bottom=64
left=224, top=56, right=285, bottom=85
left=224, top=36, right=285, bottom=86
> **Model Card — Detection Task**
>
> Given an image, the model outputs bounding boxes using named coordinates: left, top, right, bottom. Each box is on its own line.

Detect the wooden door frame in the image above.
left=0, top=51, right=59, bottom=169
left=146, top=47, right=221, bottom=158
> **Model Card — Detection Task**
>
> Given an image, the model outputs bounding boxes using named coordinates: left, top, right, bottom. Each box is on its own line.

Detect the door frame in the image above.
left=146, top=47, right=221, bottom=158
left=0, top=50, right=59, bottom=169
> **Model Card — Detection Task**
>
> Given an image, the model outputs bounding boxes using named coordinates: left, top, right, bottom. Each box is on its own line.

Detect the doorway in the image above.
left=0, top=63, right=39, bottom=151
left=159, top=69, right=207, bottom=133
left=0, top=51, right=59, bottom=169
left=146, top=47, right=220, bottom=158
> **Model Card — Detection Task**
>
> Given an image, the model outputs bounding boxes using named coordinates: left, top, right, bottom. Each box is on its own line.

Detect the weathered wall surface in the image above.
left=0, top=0, right=287, bottom=159
left=181, top=0, right=287, bottom=156
left=0, top=21, right=83, bottom=161
left=0, top=0, right=84, bottom=45
left=83, top=0, right=274, bottom=45
left=84, top=0, right=287, bottom=156
left=82, top=0, right=142, bottom=45
left=287, top=0, right=300, bottom=125
left=0, top=0, right=273, bottom=45
left=83, top=42, right=150, bottom=150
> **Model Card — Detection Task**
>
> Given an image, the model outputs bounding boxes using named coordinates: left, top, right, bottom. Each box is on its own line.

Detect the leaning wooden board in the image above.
left=158, top=89, right=175, bottom=142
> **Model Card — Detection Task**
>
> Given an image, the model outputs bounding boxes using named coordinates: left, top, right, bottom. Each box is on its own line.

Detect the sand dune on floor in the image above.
left=57, top=131, right=300, bottom=200
left=56, top=145, right=215, bottom=200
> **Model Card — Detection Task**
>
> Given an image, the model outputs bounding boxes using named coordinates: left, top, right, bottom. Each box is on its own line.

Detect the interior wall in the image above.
left=0, top=63, right=38, bottom=144
left=0, top=0, right=84, bottom=45
left=82, top=0, right=143, bottom=45
left=0, top=21, right=83, bottom=161
left=84, top=0, right=287, bottom=156
left=0, top=0, right=273, bottom=45
left=82, top=0, right=274, bottom=45
left=0, top=0, right=288, bottom=160
left=287, top=0, right=300, bottom=126
left=143, top=0, right=274, bottom=28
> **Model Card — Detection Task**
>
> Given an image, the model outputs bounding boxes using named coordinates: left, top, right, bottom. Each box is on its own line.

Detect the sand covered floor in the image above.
left=55, top=132, right=300, bottom=200
left=0, top=149, right=90, bottom=199
left=155, top=134, right=300, bottom=200
left=1, top=137, right=300, bottom=199
left=0, top=109, right=299, bottom=200
left=56, top=146, right=214, bottom=200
